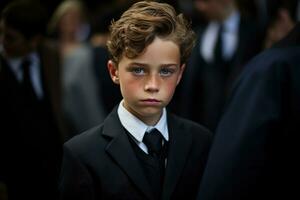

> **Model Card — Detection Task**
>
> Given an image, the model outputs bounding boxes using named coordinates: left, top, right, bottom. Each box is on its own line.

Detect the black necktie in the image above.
left=214, top=23, right=223, bottom=63
left=143, top=128, right=166, bottom=198
left=143, top=129, right=163, bottom=157
left=21, top=58, right=36, bottom=100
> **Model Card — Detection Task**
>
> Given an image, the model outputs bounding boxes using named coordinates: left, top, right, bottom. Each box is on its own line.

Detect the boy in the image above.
left=59, top=1, right=212, bottom=200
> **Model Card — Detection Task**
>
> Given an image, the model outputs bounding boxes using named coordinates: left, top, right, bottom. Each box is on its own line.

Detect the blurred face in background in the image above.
left=58, top=7, right=83, bottom=37
left=0, top=20, right=35, bottom=58
left=194, top=0, right=233, bottom=21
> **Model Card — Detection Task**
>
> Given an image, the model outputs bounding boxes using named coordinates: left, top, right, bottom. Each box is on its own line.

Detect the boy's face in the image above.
left=108, top=37, right=185, bottom=125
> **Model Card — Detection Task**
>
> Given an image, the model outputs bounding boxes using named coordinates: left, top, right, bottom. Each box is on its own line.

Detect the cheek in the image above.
left=119, top=78, right=140, bottom=98
left=162, top=79, right=178, bottom=98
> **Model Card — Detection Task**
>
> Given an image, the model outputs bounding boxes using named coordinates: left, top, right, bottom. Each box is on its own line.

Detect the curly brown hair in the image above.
left=107, top=1, right=196, bottom=65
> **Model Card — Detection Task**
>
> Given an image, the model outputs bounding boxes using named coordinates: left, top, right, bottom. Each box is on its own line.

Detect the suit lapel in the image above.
left=103, top=108, right=155, bottom=200
left=162, top=114, right=193, bottom=200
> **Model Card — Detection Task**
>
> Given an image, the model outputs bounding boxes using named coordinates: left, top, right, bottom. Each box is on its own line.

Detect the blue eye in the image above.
left=160, top=68, right=174, bottom=76
left=132, top=67, right=145, bottom=75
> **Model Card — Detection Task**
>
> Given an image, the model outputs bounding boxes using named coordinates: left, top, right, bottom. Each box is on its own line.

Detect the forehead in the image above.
left=119, top=37, right=180, bottom=67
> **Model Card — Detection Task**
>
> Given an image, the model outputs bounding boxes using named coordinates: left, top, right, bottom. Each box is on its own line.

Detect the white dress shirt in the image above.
left=117, top=100, right=169, bottom=154
left=200, top=10, right=240, bottom=63
left=8, top=52, right=44, bottom=99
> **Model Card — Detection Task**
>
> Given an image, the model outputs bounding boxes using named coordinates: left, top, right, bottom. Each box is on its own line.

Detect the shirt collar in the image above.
left=7, top=52, right=39, bottom=81
left=222, top=10, right=240, bottom=33
left=117, top=100, right=169, bottom=142
left=8, top=52, right=39, bottom=71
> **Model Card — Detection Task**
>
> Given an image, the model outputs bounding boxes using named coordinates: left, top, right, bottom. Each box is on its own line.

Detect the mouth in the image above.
left=141, top=98, right=160, bottom=102
left=140, top=98, right=162, bottom=105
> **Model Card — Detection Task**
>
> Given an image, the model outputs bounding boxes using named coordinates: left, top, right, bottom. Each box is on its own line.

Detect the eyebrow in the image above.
left=128, top=62, right=179, bottom=68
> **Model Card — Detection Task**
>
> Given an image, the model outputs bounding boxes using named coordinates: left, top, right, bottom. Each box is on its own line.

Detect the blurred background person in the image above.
left=0, top=0, right=67, bottom=199
left=48, top=0, right=110, bottom=136
left=170, top=0, right=264, bottom=132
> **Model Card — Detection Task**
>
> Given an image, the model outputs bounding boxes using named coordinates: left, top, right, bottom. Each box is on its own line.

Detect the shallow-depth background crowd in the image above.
left=0, top=0, right=299, bottom=199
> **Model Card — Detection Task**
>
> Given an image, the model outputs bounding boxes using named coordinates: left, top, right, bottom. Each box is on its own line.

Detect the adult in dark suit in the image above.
left=59, top=1, right=212, bottom=199
left=196, top=22, right=300, bottom=200
left=0, top=1, right=67, bottom=199
left=172, top=0, right=263, bottom=131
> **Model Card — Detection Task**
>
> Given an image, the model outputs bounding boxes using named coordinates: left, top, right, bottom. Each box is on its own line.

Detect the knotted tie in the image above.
left=214, top=23, right=224, bottom=63
left=143, top=129, right=164, bottom=157
left=143, top=128, right=166, bottom=198
left=21, top=58, right=36, bottom=100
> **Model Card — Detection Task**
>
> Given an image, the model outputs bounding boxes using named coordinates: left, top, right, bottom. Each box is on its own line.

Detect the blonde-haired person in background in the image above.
left=48, top=0, right=107, bottom=137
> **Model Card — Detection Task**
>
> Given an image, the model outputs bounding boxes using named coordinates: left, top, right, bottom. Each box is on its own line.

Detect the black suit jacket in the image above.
left=196, top=23, right=300, bottom=200
left=59, top=107, right=212, bottom=200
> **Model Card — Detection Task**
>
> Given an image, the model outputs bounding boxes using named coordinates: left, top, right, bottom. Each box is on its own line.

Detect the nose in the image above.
left=144, top=74, right=159, bottom=92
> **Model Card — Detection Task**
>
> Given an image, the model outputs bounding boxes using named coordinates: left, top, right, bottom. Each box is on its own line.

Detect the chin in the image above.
left=138, top=107, right=162, bottom=117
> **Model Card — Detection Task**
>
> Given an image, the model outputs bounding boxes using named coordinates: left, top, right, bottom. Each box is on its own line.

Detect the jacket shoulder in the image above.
left=168, top=113, right=213, bottom=141
left=64, top=124, right=106, bottom=156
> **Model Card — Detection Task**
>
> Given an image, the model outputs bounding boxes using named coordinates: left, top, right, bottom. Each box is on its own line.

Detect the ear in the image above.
left=107, top=60, right=120, bottom=84
left=176, top=63, right=186, bottom=85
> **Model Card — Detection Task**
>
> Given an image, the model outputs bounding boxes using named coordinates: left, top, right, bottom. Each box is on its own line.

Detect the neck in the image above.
left=219, top=3, right=236, bottom=22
